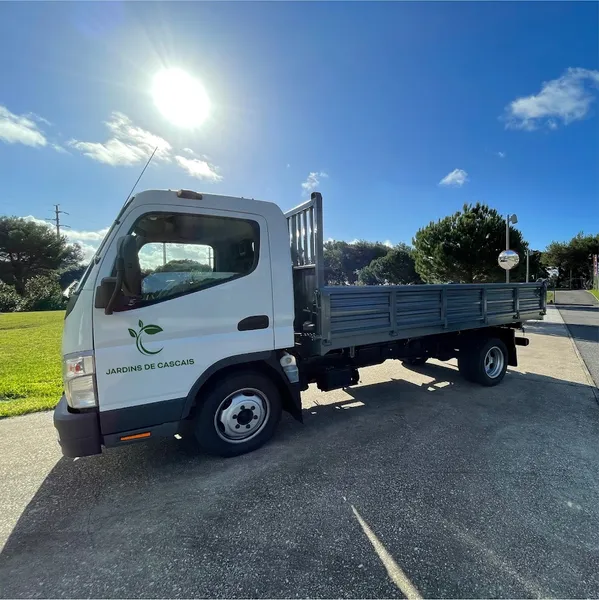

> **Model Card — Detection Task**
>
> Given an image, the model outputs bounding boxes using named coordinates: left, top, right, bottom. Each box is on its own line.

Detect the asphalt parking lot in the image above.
left=1, top=307, right=598, bottom=599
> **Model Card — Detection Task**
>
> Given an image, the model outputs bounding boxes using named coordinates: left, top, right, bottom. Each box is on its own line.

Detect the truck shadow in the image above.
left=1, top=362, right=598, bottom=597
left=288, top=361, right=597, bottom=441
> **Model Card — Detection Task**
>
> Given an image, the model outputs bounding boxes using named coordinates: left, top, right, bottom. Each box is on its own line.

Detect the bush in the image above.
left=20, top=274, right=66, bottom=312
left=0, top=281, right=22, bottom=312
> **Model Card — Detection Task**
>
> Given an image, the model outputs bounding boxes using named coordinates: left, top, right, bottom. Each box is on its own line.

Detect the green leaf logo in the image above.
left=144, top=325, right=163, bottom=335
left=128, top=322, right=164, bottom=355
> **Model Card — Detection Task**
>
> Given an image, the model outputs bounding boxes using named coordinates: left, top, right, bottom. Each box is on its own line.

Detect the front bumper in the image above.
left=53, top=395, right=102, bottom=458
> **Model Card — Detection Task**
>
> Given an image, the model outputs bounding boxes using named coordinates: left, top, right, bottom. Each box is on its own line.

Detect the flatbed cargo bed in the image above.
left=286, top=194, right=546, bottom=356
left=316, top=282, right=545, bottom=353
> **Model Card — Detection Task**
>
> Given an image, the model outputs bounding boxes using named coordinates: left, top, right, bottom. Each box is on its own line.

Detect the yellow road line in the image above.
left=351, top=505, right=423, bottom=599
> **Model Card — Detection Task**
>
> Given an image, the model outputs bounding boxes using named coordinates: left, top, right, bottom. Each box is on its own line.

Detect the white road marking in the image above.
left=351, top=505, right=423, bottom=599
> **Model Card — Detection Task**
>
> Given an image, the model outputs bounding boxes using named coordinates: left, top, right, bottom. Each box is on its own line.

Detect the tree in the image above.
left=20, top=273, right=66, bottom=311
left=324, top=240, right=389, bottom=285
left=0, top=281, right=21, bottom=312
left=413, top=203, right=527, bottom=283
left=0, top=217, right=82, bottom=294
left=523, top=250, right=548, bottom=282
left=357, top=244, right=421, bottom=285
left=542, top=233, right=599, bottom=288
left=154, top=259, right=212, bottom=273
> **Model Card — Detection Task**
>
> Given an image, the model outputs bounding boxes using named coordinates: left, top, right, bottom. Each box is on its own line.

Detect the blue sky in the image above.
left=0, top=1, right=597, bottom=260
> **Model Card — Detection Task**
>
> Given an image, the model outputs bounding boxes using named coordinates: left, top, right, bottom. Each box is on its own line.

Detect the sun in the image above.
left=152, top=68, right=210, bottom=128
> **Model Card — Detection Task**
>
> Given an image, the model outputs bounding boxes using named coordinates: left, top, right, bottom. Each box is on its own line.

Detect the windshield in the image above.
left=73, top=196, right=135, bottom=293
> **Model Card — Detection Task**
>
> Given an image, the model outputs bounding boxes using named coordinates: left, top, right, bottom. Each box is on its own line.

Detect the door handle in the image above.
left=238, top=315, right=270, bottom=331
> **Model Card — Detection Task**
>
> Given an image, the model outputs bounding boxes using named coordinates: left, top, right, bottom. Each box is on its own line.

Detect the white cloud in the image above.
left=497, top=151, right=506, bottom=158
left=301, top=171, right=328, bottom=194
left=174, top=156, right=222, bottom=182
left=74, top=241, right=101, bottom=263
left=68, top=112, right=172, bottom=166
left=0, top=106, right=66, bottom=153
left=0, top=105, right=48, bottom=147
left=68, top=228, right=111, bottom=262
left=26, top=113, right=52, bottom=127
left=69, top=112, right=222, bottom=182
left=106, top=112, right=172, bottom=161
left=439, top=168, right=469, bottom=187
left=504, top=68, right=599, bottom=131
left=69, top=137, right=149, bottom=166
left=52, top=143, right=69, bottom=154
left=68, top=227, right=109, bottom=242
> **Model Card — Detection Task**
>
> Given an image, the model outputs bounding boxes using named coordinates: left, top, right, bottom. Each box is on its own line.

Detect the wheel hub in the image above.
left=214, top=389, right=269, bottom=442
left=484, top=346, right=504, bottom=378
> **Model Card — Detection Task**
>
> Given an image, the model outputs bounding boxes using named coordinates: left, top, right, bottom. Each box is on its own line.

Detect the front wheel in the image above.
left=458, top=338, right=508, bottom=387
left=194, top=371, right=282, bottom=457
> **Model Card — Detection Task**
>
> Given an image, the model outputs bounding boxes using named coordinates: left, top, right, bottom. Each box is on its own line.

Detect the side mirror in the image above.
left=94, top=235, right=142, bottom=315
left=94, top=277, right=118, bottom=310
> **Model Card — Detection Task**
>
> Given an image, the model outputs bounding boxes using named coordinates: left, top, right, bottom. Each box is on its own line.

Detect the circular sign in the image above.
left=498, top=249, right=520, bottom=270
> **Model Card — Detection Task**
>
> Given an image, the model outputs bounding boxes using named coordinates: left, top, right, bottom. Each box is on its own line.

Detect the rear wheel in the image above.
left=458, top=337, right=508, bottom=387
left=194, top=371, right=282, bottom=457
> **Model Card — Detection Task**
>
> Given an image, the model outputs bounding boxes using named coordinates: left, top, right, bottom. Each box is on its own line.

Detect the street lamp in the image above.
left=505, top=213, right=518, bottom=283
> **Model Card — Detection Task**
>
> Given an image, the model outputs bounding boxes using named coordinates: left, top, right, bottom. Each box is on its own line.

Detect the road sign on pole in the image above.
left=498, top=250, right=519, bottom=273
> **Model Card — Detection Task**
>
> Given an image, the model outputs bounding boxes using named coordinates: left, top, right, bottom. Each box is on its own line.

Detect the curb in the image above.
left=551, top=306, right=599, bottom=404
left=584, top=290, right=599, bottom=305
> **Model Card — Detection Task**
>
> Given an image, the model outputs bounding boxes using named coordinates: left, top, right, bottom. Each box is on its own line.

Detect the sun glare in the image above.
left=152, top=68, right=210, bottom=128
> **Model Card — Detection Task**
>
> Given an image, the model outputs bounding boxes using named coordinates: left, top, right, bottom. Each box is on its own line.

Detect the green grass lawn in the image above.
left=546, top=290, right=554, bottom=304
left=0, top=311, right=64, bottom=418
left=588, top=289, right=599, bottom=302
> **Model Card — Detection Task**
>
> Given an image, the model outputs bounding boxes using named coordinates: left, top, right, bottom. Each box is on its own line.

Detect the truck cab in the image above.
left=55, top=189, right=300, bottom=458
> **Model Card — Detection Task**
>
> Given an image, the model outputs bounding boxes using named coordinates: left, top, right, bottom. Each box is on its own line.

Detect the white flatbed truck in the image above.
left=54, top=190, right=546, bottom=458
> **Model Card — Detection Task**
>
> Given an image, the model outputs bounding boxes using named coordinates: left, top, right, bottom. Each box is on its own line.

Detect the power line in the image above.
left=45, top=204, right=70, bottom=239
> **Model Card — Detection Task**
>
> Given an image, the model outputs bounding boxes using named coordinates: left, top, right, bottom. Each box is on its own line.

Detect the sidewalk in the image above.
left=520, top=305, right=597, bottom=389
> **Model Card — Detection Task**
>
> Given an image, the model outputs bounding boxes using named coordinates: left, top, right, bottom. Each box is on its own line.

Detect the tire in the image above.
left=194, top=371, right=282, bottom=457
left=459, top=337, right=508, bottom=387
left=403, top=357, right=428, bottom=366
left=458, top=352, right=476, bottom=382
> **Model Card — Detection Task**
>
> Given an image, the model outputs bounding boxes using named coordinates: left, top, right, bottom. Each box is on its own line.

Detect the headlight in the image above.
left=63, top=353, right=97, bottom=409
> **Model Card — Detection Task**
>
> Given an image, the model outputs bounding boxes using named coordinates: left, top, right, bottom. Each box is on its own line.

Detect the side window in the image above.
left=131, top=212, right=259, bottom=304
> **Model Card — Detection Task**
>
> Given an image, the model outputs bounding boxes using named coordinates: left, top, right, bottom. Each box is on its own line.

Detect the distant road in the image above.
left=555, top=290, right=599, bottom=387
left=555, top=290, right=599, bottom=306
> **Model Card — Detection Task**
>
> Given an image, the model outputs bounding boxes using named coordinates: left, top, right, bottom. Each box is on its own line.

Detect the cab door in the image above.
left=92, top=205, right=274, bottom=426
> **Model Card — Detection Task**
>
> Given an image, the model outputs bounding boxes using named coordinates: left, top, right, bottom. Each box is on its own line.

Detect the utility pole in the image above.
left=526, top=250, right=529, bottom=283
left=46, top=204, right=70, bottom=239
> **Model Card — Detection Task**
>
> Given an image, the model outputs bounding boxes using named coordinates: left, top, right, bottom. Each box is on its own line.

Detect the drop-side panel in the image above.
left=317, top=282, right=546, bottom=353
